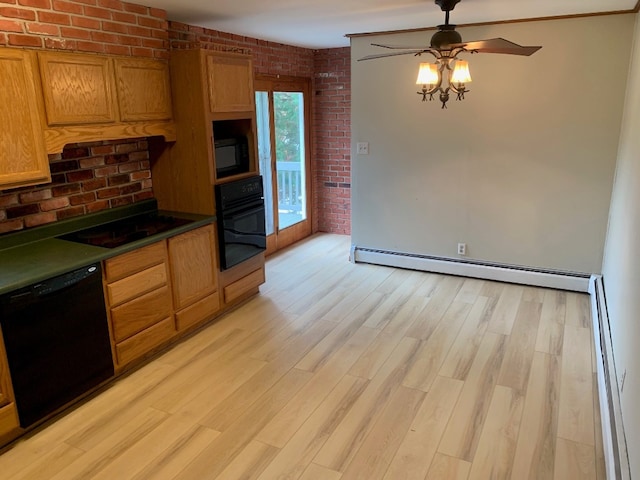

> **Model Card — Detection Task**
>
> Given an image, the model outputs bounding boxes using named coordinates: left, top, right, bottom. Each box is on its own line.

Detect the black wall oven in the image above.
left=215, top=175, right=267, bottom=270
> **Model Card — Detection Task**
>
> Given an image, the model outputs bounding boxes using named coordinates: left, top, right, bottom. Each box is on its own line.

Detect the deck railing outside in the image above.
left=277, top=161, right=304, bottom=228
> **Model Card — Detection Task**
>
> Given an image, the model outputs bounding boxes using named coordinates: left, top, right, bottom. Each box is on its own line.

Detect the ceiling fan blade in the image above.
left=452, top=38, right=542, bottom=56
left=358, top=49, right=431, bottom=61
left=371, top=43, right=431, bottom=50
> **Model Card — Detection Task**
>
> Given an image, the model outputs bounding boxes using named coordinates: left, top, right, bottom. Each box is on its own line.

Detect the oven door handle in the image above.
left=222, top=203, right=265, bottom=219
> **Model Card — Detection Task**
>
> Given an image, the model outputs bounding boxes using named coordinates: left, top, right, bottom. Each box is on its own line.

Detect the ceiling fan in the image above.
left=358, top=0, right=542, bottom=108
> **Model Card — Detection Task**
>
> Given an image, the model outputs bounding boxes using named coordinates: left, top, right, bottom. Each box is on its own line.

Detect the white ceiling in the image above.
left=144, top=0, right=637, bottom=49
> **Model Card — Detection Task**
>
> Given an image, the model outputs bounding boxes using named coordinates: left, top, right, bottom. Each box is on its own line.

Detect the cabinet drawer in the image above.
left=104, top=241, right=166, bottom=282
left=107, top=263, right=167, bottom=307
left=223, top=267, right=264, bottom=304
left=0, top=403, right=18, bottom=438
left=110, top=285, right=172, bottom=342
left=115, top=316, right=175, bottom=367
left=175, top=291, right=220, bottom=331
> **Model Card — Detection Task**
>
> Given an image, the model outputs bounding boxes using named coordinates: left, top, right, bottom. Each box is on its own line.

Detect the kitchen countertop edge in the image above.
left=0, top=202, right=216, bottom=296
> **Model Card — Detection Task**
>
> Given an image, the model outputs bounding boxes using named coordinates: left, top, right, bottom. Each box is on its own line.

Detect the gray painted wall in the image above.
left=351, top=15, right=634, bottom=273
left=602, top=14, right=640, bottom=478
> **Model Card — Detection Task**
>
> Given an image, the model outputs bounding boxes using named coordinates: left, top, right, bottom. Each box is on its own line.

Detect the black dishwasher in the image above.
left=0, top=263, right=114, bottom=428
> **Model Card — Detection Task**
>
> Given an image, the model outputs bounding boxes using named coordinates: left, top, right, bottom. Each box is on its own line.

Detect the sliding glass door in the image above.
left=255, top=76, right=311, bottom=253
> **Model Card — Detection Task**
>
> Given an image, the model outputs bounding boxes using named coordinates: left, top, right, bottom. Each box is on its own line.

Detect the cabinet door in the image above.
left=38, top=51, right=117, bottom=126
left=114, top=57, right=173, bottom=122
left=0, top=326, right=14, bottom=409
left=168, top=225, right=218, bottom=310
left=206, top=52, right=255, bottom=113
left=0, top=49, right=50, bottom=189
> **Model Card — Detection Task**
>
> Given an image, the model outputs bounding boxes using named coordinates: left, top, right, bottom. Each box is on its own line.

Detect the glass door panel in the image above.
left=255, top=75, right=311, bottom=254
left=274, top=91, right=306, bottom=230
left=255, top=91, right=275, bottom=236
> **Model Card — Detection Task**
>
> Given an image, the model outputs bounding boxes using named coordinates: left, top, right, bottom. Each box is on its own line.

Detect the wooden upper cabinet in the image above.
left=168, top=225, right=218, bottom=311
left=206, top=51, right=255, bottom=113
left=38, top=51, right=117, bottom=126
left=114, top=57, right=172, bottom=122
left=0, top=49, right=50, bottom=189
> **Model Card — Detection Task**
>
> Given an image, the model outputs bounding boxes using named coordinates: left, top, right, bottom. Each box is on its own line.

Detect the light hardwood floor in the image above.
left=0, top=233, right=605, bottom=479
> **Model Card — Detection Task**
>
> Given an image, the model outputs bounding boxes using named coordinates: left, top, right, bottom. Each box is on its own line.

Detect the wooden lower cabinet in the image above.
left=169, top=225, right=220, bottom=331
left=104, top=241, right=175, bottom=369
left=175, top=292, right=220, bottom=331
left=115, top=316, right=175, bottom=366
left=219, top=253, right=265, bottom=306
left=224, top=267, right=265, bottom=304
left=0, top=326, right=19, bottom=442
left=104, top=225, right=222, bottom=369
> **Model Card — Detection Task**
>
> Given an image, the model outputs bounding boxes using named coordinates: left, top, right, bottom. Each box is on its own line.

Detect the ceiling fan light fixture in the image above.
left=358, top=0, right=541, bottom=109
left=416, top=62, right=439, bottom=86
left=451, top=59, right=471, bottom=84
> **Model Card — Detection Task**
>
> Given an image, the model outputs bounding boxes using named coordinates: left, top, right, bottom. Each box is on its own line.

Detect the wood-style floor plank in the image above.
left=0, top=234, right=605, bottom=480
left=439, top=295, right=494, bottom=380
left=554, top=437, right=597, bottom=480
left=130, top=425, right=220, bottom=480
left=313, top=337, right=421, bottom=472
left=403, top=300, right=471, bottom=391
left=256, top=374, right=368, bottom=480
left=510, top=351, right=561, bottom=479
left=383, top=375, right=463, bottom=480
left=535, top=290, right=566, bottom=355
left=557, top=324, right=595, bottom=446
left=438, top=332, right=508, bottom=462
left=497, top=300, right=542, bottom=394
left=215, top=440, right=279, bottom=480
left=424, top=453, right=471, bottom=480
left=488, top=283, right=524, bottom=335
left=255, top=326, right=378, bottom=448
left=340, top=386, right=425, bottom=479
left=467, top=385, right=524, bottom=480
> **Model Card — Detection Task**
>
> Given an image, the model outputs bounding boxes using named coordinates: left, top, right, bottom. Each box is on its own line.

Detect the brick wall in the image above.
left=0, top=6, right=352, bottom=235
left=0, top=139, right=153, bottom=234
left=168, top=21, right=314, bottom=77
left=314, top=47, right=351, bottom=235
left=0, top=0, right=168, bottom=57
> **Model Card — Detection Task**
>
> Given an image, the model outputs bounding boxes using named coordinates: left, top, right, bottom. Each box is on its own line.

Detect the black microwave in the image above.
left=214, top=136, right=250, bottom=179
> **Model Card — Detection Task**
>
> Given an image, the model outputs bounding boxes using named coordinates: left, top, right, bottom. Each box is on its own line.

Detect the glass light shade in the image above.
left=451, top=60, right=472, bottom=84
left=416, top=63, right=439, bottom=85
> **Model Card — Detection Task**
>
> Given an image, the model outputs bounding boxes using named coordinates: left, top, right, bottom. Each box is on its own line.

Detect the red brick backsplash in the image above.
left=0, top=138, right=153, bottom=234
left=0, top=0, right=168, bottom=57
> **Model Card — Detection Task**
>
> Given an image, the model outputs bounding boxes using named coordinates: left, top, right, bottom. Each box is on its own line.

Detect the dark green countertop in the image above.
left=0, top=200, right=216, bottom=295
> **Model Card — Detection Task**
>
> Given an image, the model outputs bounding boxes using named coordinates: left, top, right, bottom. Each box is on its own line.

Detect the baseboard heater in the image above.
left=589, top=275, right=631, bottom=480
left=351, top=246, right=591, bottom=292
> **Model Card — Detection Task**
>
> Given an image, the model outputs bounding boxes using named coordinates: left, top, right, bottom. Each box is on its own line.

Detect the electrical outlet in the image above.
left=621, top=369, right=627, bottom=393
left=457, top=243, right=466, bottom=256
left=356, top=142, right=369, bottom=155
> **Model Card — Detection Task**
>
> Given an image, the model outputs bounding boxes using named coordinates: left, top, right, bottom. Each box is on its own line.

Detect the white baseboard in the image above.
left=352, top=246, right=590, bottom=292
left=589, top=275, right=631, bottom=480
